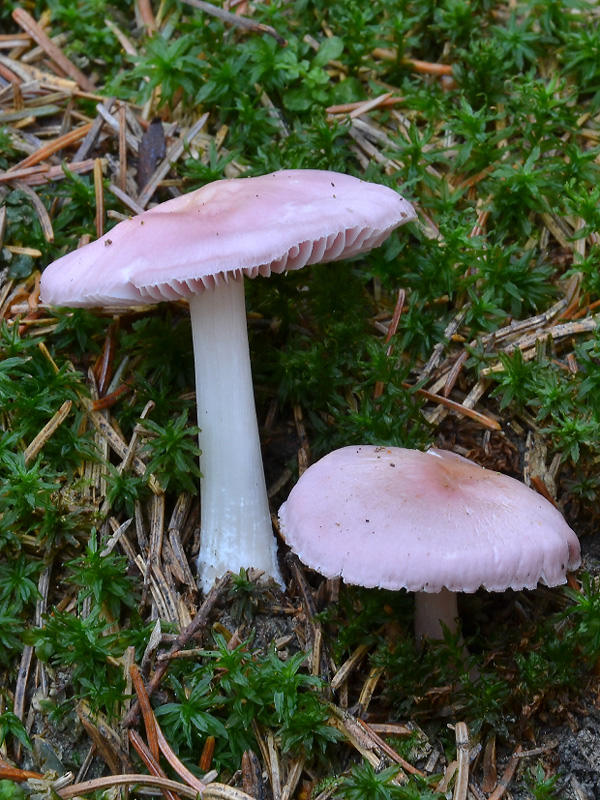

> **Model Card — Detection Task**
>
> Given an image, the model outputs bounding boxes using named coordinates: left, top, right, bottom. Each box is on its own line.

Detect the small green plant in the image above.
left=157, top=634, right=340, bottom=771
left=337, top=761, right=441, bottom=800
left=338, top=762, right=403, bottom=800
left=0, top=605, right=24, bottom=665
left=0, top=780, right=27, bottom=800
left=23, top=605, right=143, bottom=714
left=110, top=33, right=205, bottom=106
left=0, top=555, right=41, bottom=612
left=154, top=674, right=229, bottom=748
left=525, top=763, right=559, bottom=799
left=104, top=465, right=150, bottom=516
left=140, top=410, right=201, bottom=494
left=563, top=575, right=600, bottom=660
left=65, top=529, right=140, bottom=618
left=227, top=568, right=269, bottom=623
left=0, top=712, right=32, bottom=752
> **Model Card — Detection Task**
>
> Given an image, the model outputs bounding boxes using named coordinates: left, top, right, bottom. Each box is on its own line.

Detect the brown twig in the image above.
left=128, top=730, right=181, bottom=800
left=11, top=9, right=97, bottom=92
left=373, top=288, right=406, bottom=399
left=90, top=384, right=131, bottom=411
left=487, top=745, right=523, bottom=800
left=0, top=766, right=45, bottom=782
left=136, top=0, right=158, bottom=34
left=179, top=0, right=287, bottom=45
left=402, top=57, right=453, bottom=76
left=155, top=725, right=207, bottom=793
left=406, top=382, right=501, bottom=430
left=130, top=664, right=160, bottom=761
left=122, top=573, right=231, bottom=727
left=0, top=159, right=98, bottom=185
left=58, top=774, right=199, bottom=799
left=9, top=122, right=94, bottom=171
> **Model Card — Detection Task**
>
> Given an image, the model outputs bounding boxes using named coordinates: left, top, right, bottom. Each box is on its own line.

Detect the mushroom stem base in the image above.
left=189, top=277, right=283, bottom=592
left=414, top=588, right=460, bottom=645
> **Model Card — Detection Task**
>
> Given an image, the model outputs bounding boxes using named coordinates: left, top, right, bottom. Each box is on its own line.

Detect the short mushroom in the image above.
left=278, top=444, right=581, bottom=643
left=40, top=170, right=416, bottom=592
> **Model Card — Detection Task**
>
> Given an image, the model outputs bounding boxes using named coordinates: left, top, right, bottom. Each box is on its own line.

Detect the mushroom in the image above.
left=39, top=170, right=417, bottom=592
left=278, top=444, right=581, bottom=643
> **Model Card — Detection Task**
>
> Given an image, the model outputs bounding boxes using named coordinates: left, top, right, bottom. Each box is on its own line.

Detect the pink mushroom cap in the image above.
left=278, top=445, right=581, bottom=594
left=39, top=169, right=416, bottom=307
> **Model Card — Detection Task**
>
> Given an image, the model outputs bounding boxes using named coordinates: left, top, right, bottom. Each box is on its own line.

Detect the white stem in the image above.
left=189, top=277, right=283, bottom=592
left=414, top=588, right=460, bottom=645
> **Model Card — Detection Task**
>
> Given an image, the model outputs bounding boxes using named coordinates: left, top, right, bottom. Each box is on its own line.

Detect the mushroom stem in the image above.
left=414, top=587, right=460, bottom=645
left=189, top=276, right=283, bottom=592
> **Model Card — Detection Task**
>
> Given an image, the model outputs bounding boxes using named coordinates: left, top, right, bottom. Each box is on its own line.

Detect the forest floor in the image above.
left=1, top=1, right=600, bottom=799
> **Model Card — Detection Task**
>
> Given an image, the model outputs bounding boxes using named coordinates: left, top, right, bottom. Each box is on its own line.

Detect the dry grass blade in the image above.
left=202, top=784, right=260, bottom=800
left=9, top=122, right=94, bottom=171
left=356, top=665, right=383, bottom=714
left=108, top=182, right=146, bottom=214
left=87, top=406, right=164, bottom=494
left=0, top=205, right=6, bottom=249
left=453, top=722, right=469, bottom=800
left=266, top=733, right=281, bottom=800
left=168, top=526, right=197, bottom=595
left=57, top=774, right=200, bottom=799
left=280, top=755, right=304, bottom=800
left=330, top=642, right=371, bottom=691
left=487, top=745, right=523, bottom=800
left=505, top=316, right=600, bottom=354
left=23, top=399, right=72, bottom=464
left=348, top=92, right=393, bottom=119
left=74, top=97, right=116, bottom=160
left=149, top=490, right=166, bottom=567
left=76, top=700, right=131, bottom=774
left=409, top=383, right=501, bottom=430
left=128, top=730, right=181, bottom=800
left=356, top=718, right=424, bottom=776
left=7, top=179, right=53, bottom=242
left=11, top=9, right=97, bottom=92
left=328, top=703, right=424, bottom=777
left=96, top=103, right=140, bottom=154
left=1, top=159, right=97, bottom=186
left=327, top=95, right=403, bottom=114
left=129, top=664, right=160, bottom=761
left=94, top=157, right=105, bottom=237
left=155, top=717, right=208, bottom=792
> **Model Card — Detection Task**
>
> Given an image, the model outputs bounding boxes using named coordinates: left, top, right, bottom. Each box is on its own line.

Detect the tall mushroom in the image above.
left=40, top=170, right=417, bottom=592
left=278, top=445, right=581, bottom=643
